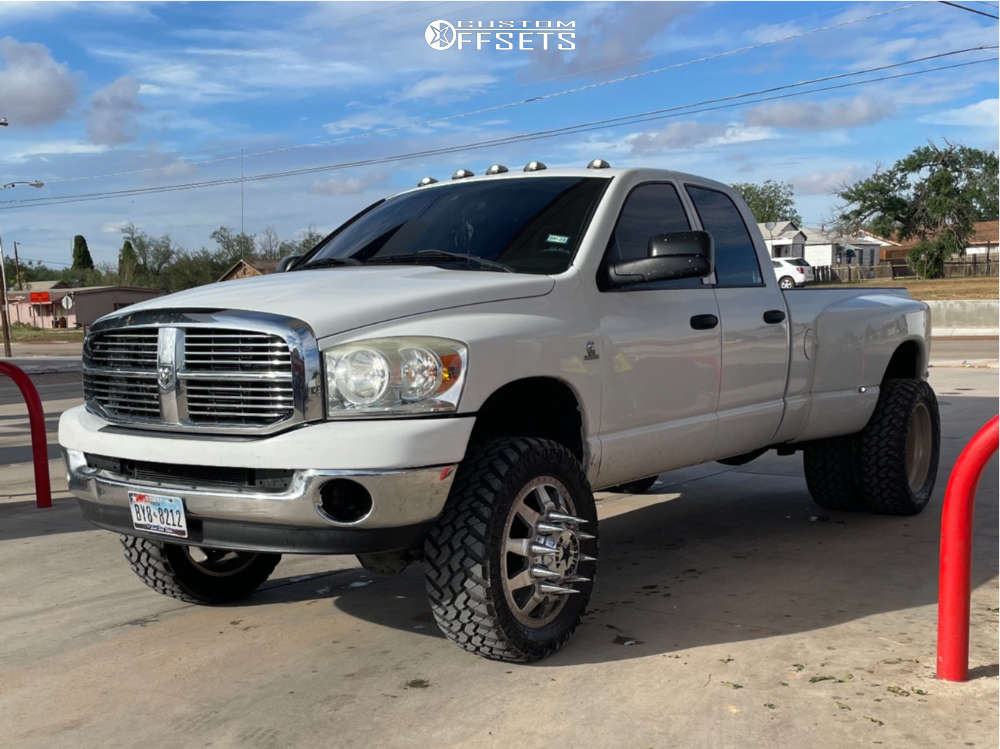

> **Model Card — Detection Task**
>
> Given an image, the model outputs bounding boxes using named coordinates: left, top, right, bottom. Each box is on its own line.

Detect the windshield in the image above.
left=301, top=176, right=609, bottom=274
left=790, top=258, right=810, bottom=266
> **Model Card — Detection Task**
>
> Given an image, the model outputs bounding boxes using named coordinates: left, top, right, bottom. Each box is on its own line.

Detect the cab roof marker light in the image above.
left=452, top=169, right=474, bottom=180
left=523, top=161, right=547, bottom=172
left=587, top=159, right=611, bottom=169
left=485, top=164, right=509, bottom=175
left=418, top=176, right=438, bottom=186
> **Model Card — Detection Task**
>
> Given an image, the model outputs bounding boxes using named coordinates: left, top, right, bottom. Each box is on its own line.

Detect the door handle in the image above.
left=690, top=314, right=719, bottom=330
left=763, top=309, right=786, bottom=324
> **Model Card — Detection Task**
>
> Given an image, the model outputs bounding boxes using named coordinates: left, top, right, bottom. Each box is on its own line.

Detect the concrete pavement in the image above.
left=0, top=368, right=996, bottom=748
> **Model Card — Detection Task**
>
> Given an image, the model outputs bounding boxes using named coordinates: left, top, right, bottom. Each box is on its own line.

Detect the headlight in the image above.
left=323, top=337, right=467, bottom=418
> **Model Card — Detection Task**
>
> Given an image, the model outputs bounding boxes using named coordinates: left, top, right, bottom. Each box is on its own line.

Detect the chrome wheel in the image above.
left=501, top=476, right=595, bottom=628
left=779, top=276, right=795, bottom=289
left=184, top=547, right=259, bottom=577
left=905, top=401, right=933, bottom=492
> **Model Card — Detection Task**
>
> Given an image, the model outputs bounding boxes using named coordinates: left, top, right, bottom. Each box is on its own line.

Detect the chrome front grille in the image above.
left=83, top=372, right=159, bottom=419
left=185, top=380, right=294, bottom=424
left=83, top=311, right=320, bottom=434
left=184, top=329, right=292, bottom=373
left=87, top=330, right=159, bottom=369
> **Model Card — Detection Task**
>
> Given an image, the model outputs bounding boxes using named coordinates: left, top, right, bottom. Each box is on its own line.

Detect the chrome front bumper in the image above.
left=64, top=449, right=458, bottom=554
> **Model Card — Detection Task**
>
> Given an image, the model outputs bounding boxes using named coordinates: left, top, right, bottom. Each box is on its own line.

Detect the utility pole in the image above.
left=240, top=147, right=245, bottom=240
left=12, top=240, right=22, bottom=290
left=0, top=235, right=13, bottom=357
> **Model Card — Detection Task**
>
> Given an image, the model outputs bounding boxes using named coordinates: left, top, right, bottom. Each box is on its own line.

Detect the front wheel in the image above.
left=121, top=535, right=281, bottom=604
left=424, top=438, right=598, bottom=662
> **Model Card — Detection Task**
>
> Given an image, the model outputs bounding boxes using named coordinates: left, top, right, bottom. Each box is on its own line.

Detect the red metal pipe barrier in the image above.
left=0, top=362, right=52, bottom=508
left=937, top=414, right=999, bottom=682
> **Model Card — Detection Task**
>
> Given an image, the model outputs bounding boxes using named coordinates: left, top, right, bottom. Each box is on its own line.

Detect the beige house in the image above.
left=218, top=257, right=279, bottom=282
left=7, top=281, right=159, bottom=328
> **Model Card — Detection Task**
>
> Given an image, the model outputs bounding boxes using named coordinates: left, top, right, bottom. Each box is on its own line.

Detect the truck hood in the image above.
left=117, top=266, right=555, bottom=338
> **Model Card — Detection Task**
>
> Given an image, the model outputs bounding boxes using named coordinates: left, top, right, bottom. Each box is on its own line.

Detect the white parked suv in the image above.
left=772, top=256, right=814, bottom=288
left=60, top=162, right=939, bottom=662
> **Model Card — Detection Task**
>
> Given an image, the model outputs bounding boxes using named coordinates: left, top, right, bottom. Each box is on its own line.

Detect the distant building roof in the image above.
left=218, top=256, right=280, bottom=282
left=883, top=220, right=999, bottom=253
left=9, top=280, right=68, bottom=292
left=970, top=220, right=999, bottom=245
left=756, top=221, right=803, bottom=241
left=7, top=284, right=158, bottom=299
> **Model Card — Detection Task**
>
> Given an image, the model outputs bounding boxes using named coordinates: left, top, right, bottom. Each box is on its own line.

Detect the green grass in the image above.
left=9, top=324, right=85, bottom=343
left=813, top=277, right=998, bottom=301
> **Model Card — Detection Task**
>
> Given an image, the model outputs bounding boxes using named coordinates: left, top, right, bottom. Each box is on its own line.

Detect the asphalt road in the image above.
left=931, top=337, right=999, bottom=362
left=0, top=366, right=997, bottom=748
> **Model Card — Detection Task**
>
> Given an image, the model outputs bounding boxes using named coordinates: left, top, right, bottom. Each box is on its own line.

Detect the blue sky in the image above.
left=0, top=1, right=996, bottom=268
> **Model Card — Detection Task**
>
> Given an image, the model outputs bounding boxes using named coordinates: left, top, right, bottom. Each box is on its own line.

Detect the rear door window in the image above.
left=685, top=185, right=763, bottom=287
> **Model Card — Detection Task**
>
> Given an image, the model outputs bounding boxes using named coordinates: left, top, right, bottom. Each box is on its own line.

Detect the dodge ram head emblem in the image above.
left=157, top=362, right=175, bottom=390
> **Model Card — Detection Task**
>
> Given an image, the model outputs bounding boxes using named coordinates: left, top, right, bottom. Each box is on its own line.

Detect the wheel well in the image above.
left=883, top=340, right=922, bottom=381
left=469, top=378, right=585, bottom=461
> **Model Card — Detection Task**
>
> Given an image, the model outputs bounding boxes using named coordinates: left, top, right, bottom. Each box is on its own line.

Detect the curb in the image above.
left=930, top=359, right=998, bottom=369
left=932, top=328, right=999, bottom=338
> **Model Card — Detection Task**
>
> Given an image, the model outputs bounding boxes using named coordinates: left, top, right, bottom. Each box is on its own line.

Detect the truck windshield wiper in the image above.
left=366, top=250, right=514, bottom=273
left=297, top=257, right=363, bottom=270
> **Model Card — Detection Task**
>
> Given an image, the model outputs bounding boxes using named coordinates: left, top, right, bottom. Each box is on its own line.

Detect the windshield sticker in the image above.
left=546, top=234, right=569, bottom=245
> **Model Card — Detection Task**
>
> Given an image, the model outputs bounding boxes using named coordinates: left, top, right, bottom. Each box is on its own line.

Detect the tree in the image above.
left=256, top=227, right=281, bottom=259
left=836, top=142, right=999, bottom=278
left=118, top=239, right=139, bottom=284
left=121, top=223, right=175, bottom=276
left=278, top=228, right=325, bottom=258
left=210, top=226, right=255, bottom=261
left=72, top=235, right=94, bottom=270
left=730, top=180, right=802, bottom=224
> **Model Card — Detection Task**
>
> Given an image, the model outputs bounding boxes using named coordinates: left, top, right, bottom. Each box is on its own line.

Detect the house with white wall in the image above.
left=756, top=221, right=806, bottom=258
left=756, top=222, right=887, bottom=266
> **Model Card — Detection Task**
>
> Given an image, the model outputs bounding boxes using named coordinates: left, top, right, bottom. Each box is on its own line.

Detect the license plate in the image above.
left=128, top=491, right=188, bottom=538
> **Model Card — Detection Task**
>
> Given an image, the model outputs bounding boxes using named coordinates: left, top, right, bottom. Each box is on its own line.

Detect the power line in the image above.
left=938, top=1, right=999, bottom=18
left=3, top=49, right=995, bottom=211
left=39, top=3, right=923, bottom=186
left=5, top=52, right=995, bottom=210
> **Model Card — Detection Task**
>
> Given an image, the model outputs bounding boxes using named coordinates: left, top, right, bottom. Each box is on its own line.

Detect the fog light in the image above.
left=319, top=479, right=373, bottom=524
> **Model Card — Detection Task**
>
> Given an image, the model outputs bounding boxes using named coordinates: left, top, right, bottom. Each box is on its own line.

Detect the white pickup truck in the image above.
left=59, top=163, right=940, bottom=662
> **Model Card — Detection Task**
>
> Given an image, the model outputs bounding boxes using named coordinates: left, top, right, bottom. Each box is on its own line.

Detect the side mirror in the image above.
left=608, top=231, right=713, bottom=287
left=277, top=254, right=302, bottom=273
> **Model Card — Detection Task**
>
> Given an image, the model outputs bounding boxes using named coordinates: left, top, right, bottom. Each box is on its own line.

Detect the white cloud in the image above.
left=917, top=99, right=999, bottom=127
left=627, top=121, right=777, bottom=154
left=92, top=42, right=370, bottom=104
left=87, top=76, right=143, bottom=145
left=525, top=2, right=695, bottom=79
left=309, top=172, right=389, bottom=196
left=100, top=220, right=130, bottom=234
left=0, top=36, right=77, bottom=126
left=401, top=74, right=497, bottom=101
left=791, top=166, right=867, bottom=196
left=744, top=21, right=804, bottom=44
left=322, top=109, right=405, bottom=136
left=744, top=95, right=895, bottom=131
left=4, top=140, right=108, bottom=162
